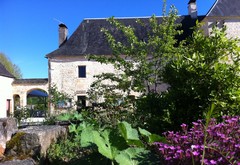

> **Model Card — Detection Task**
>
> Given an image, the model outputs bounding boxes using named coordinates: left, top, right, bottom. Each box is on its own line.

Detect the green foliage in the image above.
left=49, top=111, right=163, bottom=164
left=14, top=107, right=31, bottom=125
left=115, top=148, right=148, bottom=165
left=87, top=2, right=182, bottom=134
left=27, top=93, right=47, bottom=110
left=118, top=121, right=144, bottom=147
left=0, top=52, right=22, bottom=78
left=6, top=132, right=26, bottom=151
left=57, top=111, right=83, bottom=122
left=161, top=24, right=240, bottom=129
left=80, top=104, right=137, bottom=129
left=47, top=137, right=88, bottom=164
left=43, top=115, right=57, bottom=125
left=135, top=92, right=171, bottom=133
left=88, top=5, right=181, bottom=97
left=48, top=84, right=72, bottom=109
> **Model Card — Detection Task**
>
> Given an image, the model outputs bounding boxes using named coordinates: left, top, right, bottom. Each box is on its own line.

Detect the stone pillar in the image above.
left=20, top=93, right=27, bottom=107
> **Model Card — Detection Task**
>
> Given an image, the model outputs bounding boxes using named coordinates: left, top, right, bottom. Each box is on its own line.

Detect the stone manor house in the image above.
left=1, top=0, right=240, bottom=117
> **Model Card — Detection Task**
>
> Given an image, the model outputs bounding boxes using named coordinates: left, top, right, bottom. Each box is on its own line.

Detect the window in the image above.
left=78, top=66, right=86, bottom=78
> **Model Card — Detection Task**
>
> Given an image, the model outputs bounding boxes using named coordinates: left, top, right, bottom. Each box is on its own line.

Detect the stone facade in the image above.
left=202, top=17, right=240, bottom=38
left=49, top=56, right=117, bottom=109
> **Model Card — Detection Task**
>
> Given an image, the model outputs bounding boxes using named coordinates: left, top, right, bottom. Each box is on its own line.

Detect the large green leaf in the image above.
left=118, top=121, right=144, bottom=147
left=149, top=134, right=166, bottom=143
left=92, top=129, right=119, bottom=160
left=138, top=127, right=151, bottom=137
left=115, top=147, right=149, bottom=165
left=80, top=126, right=94, bottom=147
left=138, top=127, right=166, bottom=143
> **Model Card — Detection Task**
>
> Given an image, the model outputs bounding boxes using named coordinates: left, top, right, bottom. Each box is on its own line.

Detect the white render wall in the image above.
left=0, top=76, right=14, bottom=117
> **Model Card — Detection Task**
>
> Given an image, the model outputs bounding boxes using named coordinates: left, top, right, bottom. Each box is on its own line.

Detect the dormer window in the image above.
left=78, top=66, right=86, bottom=78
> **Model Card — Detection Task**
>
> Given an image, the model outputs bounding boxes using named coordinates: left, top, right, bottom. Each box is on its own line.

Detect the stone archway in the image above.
left=12, top=78, right=48, bottom=111
left=26, top=88, right=48, bottom=117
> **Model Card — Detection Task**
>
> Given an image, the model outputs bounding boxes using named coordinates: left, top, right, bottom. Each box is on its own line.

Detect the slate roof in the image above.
left=0, top=62, right=15, bottom=78
left=207, top=0, right=240, bottom=17
left=12, top=78, right=48, bottom=85
left=46, top=16, right=205, bottom=58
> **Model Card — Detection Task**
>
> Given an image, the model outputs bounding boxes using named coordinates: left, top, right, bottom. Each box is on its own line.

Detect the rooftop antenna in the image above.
left=53, top=18, right=64, bottom=25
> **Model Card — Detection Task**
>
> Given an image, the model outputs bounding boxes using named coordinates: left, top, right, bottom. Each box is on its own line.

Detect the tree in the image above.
left=161, top=24, right=240, bottom=129
left=87, top=3, right=181, bottom=131
left=88, top=2, right=240, bottom=133
left=0, top=53, right=22, bottom=78
left=48, top=84, right=73, bottom=111
left=88, top=4, right=180, bottom=100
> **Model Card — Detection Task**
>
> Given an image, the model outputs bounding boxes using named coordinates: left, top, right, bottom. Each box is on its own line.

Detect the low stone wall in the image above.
left=4, top=125, right=67, bottom=158
left=0, top=118, right=68, bottom=164
left=20, top=125, right=67, bottom=156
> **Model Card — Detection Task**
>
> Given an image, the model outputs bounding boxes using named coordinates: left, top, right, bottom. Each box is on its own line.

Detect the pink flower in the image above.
left=210, top=160, right=217, bottom=164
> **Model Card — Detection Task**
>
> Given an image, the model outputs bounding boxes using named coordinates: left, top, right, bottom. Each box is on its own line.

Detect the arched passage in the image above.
left=13, top=94, right=20, bottom=109
left=12, top=78, right=49, bottom=113
left=27, top=88, right=48, bottom=117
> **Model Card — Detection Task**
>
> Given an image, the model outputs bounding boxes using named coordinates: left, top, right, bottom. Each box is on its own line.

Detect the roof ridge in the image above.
left=83, top=15, right=174, bottom=21
left=83, top=15, right=206, bottom=21
left=206, top=0, right=218, bottom=16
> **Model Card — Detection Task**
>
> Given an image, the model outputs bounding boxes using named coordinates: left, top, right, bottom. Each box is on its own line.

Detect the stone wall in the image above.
left=0, top=122, right=67, bottom=164
left=49, top=56, right=117, bottom=105
left=225, top=19, right=240, bottom=38
left=202, top=17, right=240, bottom=39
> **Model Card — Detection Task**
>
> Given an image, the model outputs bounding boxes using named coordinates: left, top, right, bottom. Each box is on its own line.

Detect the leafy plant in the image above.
left=88, top=3, right=180, bottom=95
left=87, top=2, right=182, bottom=132
left=79, top=121, right=162, bottom=165
left=136, top=92, right=171, bottom=133
left=48, top=84, right=72, bottom=110
left=53, top=112, right=163, bottom=164
left=14, top=106, right=30, bottom=125
left=161, top=24, right=240, bottom=130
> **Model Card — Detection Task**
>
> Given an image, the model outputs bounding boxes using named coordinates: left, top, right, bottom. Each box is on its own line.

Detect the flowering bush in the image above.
left=154, top=116, right=240, bottom=165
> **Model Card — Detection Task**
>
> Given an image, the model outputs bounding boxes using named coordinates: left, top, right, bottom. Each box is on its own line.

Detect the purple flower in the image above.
left=154, top=116, right=240, bottom=165
left=181, top=123, right=188, bottom=132
left=192, top=151, right=199, bottom=156
left=209, top=160, right=217, bottom=164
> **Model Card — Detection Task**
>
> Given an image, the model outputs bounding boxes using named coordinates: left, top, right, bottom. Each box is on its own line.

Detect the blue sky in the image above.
left=0, top=0, right=215, bottom=78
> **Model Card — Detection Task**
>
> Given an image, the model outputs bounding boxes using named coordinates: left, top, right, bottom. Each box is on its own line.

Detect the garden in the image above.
left=44, top=4, right=240, bottom=165
left=6, top=3, right=240, bottom=165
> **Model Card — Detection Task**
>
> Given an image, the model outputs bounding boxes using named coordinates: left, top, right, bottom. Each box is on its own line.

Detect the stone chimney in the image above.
left=188, top=0, right=197, bottom=19
left=59, top=23, right=68, bottom=47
